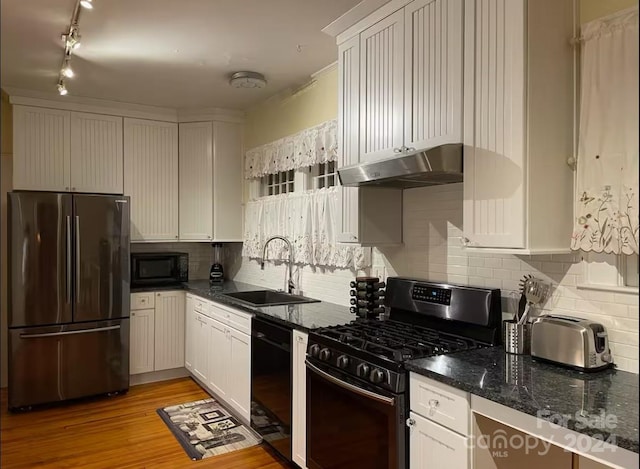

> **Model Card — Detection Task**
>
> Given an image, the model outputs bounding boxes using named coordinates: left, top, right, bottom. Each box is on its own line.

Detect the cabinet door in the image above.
left=153, top=291, right=185, bottom=371
left=13, top=105, right=70, bottom=191
left=212, top=121, right=243, bottom=241
left=404, top=0, right=463, bottom=151
left=359, top=9, right=405, bottom=162
left=462, top=0, right=526, bottom=248
left=70, top=112, right=123, bottom=194
left=192, top=312, right=209, bottom=383
left=227, top=327, right=251, bottom=422
left=124, top=118, right=179, bottom=241
left=179, top=122, right=213, bottom=240
left=207, top=317, right=228, bottom=399
left=409, top=411, right=469, bottom=469
left=337, top=35, right=361, bottom=244
left=292, top=330, right=309, bottom=469
left=184, top=295, right=195, bottom=372
left=130, top=308, right=155, bottom=375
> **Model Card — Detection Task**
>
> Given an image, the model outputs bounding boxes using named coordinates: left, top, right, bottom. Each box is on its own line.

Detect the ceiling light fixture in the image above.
left=229, top=71, right=267, bottom=89
left=56, top=0, right=93, bottom=95
left=62, top=59, right=74, bottom=78
left=57, top=81, right=68, bottom=96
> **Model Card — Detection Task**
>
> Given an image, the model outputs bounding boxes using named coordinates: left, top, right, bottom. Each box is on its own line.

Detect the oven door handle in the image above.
left=305, top=360, right=395, bottom=406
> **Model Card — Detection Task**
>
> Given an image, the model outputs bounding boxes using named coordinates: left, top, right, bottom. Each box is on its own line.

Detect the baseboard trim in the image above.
left=130, top=368, right=189, bottom=386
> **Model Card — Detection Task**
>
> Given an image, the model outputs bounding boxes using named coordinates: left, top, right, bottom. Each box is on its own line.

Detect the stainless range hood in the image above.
left=337, top=143, right=463, bottom=188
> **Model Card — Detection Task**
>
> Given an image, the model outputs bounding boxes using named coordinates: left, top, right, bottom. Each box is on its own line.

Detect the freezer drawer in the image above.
left=8, top=319, right=129, bottom=410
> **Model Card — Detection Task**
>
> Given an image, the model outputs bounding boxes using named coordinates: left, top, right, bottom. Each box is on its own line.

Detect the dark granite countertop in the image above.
left=406, top=346, right=639, bottom=454
left=133, top=279, right=355, bottom=332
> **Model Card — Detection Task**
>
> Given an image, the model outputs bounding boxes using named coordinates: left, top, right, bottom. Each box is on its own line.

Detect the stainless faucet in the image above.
left=260, top=235, right=295, bottom=294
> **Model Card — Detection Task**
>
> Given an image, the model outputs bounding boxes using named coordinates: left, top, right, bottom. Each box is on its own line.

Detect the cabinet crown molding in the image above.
left=6, top=87, right=245, bottom=124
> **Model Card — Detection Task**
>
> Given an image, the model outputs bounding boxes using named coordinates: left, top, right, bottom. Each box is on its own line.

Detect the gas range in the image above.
left=305, top=277, right=502, bottom=469
left=307, top=277, right=503, bottom=394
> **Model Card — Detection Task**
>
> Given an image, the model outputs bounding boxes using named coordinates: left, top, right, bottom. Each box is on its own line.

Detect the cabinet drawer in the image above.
left=410, top=372, right=470, bottom=436
left=409, top=411, right=469, bottom=469
left=209, top=302, right=251, bottom=335
left=192, top=296, right=210, bottom=314
left=131, top=292, right=155, bottom=310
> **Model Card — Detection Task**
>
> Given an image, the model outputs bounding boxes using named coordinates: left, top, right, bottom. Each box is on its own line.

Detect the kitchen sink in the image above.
left=221, top=290, right=320, bottom=307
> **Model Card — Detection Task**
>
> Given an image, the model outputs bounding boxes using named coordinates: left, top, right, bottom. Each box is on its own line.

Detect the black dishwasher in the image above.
left=251, top=316, right=292, bottom=462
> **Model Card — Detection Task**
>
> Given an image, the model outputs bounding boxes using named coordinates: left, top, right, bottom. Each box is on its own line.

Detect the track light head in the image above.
left=57, top=81, right=68, bottom=96
left=80, top=0, right=94, bottom=9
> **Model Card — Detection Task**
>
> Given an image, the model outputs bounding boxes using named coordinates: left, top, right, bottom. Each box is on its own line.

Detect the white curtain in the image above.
left=571, top=7, right=639, bottom=254
left=242, top=187, right=370, bottom=269
left=244, top=119, right=337, bottom=179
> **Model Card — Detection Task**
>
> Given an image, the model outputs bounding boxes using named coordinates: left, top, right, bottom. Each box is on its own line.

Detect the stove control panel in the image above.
left=411, top=284, right=452, bottom=306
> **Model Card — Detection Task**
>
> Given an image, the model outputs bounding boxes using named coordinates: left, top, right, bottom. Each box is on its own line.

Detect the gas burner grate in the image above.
left=313, top=319, right=481, bottom=362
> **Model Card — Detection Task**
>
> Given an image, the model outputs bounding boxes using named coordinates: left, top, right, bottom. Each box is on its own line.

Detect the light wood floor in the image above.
left=1, top=377, right=288, bottom=469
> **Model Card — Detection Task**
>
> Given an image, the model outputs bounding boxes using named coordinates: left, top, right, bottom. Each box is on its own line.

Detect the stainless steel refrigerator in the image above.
left=8, top=191, right=131, bottom=410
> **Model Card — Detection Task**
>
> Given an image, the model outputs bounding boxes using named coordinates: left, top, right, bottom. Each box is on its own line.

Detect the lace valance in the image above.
left=242, top=187, right=370, bottom=270
left=244, top=119, right=338, bottom=179
left=571, top=7, right=639, bottom=254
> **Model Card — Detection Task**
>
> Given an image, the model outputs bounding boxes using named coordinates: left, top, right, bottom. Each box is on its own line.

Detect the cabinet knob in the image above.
left=406, top=418, right=415, bottom=428
left=71, top=187, right=76, bottom=191
left=175, top=235, right=179, bottom=239
left=393, top=147, right=403, bottom=153
left=65, top=187, right=70, bottom=191
left=157, top=293, right=161, bottom=296
left=132, top=312, right=135, bottom=317
left=428, top=399, right=440, bottom=408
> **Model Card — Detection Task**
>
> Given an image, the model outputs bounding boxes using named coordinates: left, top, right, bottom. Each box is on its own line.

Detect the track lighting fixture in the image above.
left=62, top=59, right=74, bottom=78
left=57, top=81, right=68, bottom=96
left=56, top=0, right=94, bottom=94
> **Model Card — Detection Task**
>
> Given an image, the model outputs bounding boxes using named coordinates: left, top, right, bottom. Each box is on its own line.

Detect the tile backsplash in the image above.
left=232, top=183, right=638, bottom=373
left=131, top=242, right=243, bottom=281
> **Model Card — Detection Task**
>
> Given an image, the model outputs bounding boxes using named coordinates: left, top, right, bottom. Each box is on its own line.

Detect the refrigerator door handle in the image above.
left=66, top=215, right=72, bottom=304
left=20, top=325, right=121, bottom=339
left=75, top=215, right=80, bottom=304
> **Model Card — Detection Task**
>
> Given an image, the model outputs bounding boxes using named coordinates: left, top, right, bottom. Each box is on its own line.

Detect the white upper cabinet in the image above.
left=13, top=105, right=71, bottom=192
left=70, top=112, right=123, bottom=194
left=212, top=121, right=243, bottom=241
left=124, top=118, right=179, bottom=241
left=179, top=122, right=213, bottom=241
left=13, top=106, right=124, bottom=194
left=359, top=9, right=405, bottom=162
left=340, top=0, right=463, bottom=166
left=462, top=0, right=574, bottom=252
left=404, top=0, right=463, bottom=151
left=178, top=120, right=243, bottom=242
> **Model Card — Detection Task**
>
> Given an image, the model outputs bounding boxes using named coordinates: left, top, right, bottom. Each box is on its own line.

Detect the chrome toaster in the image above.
left=530, top=315, right=613, bottom=372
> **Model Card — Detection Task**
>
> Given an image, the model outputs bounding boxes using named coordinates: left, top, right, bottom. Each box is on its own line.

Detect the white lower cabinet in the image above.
left=409, top=372, right=471, bottom=469
left=130, top=291, right=185, bottom=375
left=185, top=295, right=252, bottom=422
left=130, top=308, right=155, bottom=375
left=409, top=411, right=469, bottom=469
left=207, top=316, right=228, bottom=399
left=192, top=311, right=209, bottom=384
left=226, top=327, right=251, bottom=420
left=292, top=330, right=308, bottom=469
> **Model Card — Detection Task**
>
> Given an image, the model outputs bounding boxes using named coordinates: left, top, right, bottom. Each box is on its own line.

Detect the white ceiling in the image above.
left=0, top=0, right=362, bottom=110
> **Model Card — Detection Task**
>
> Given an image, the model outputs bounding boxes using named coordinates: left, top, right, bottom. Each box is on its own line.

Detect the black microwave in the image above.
left=131, top=252, right=188, bottom=287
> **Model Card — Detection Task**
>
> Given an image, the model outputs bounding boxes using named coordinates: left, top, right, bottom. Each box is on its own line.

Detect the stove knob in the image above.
left=356, top=363, right=370, bottom=378
left=337, top=355, right=350, bottom=369
left=370, top=368, right=387, bottom=384
left=319, top=348, right=332, bottom=361
left=309, top=344, right=321, bottom=358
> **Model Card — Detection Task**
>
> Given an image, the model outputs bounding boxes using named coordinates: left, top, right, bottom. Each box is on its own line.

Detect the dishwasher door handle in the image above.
left=306, top=360, right=395, bottom=406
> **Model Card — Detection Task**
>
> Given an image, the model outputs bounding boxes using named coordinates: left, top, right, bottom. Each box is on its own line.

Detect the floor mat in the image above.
left=157, top=398, right=260, bottom=460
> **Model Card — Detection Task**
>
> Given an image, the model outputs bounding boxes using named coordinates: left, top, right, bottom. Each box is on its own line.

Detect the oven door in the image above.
left=306, top=358, right=406, bottom=469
